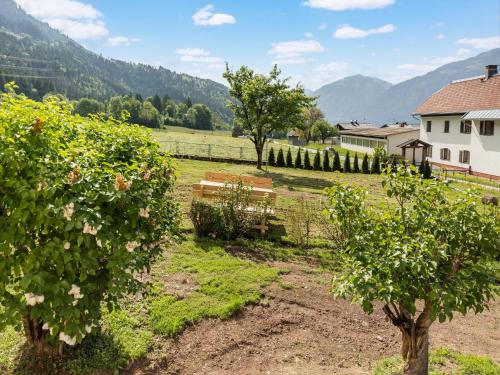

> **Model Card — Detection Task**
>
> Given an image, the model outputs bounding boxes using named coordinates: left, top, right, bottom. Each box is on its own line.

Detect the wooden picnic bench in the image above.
left=192, top=172, right=277, bottom=233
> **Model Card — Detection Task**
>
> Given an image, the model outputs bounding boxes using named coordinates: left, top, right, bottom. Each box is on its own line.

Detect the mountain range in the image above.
left=312, top=48, right=500, bottom=125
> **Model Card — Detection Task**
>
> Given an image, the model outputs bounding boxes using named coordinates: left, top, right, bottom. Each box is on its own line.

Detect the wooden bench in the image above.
left=192, top=172, right=277, bottom=233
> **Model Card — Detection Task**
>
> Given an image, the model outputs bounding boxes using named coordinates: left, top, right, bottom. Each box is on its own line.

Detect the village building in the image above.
left=335, top=120, right=376, bottom=131
left=287, top=130, right=307, bottom=146
left=414, top=65, right=500, bottom=179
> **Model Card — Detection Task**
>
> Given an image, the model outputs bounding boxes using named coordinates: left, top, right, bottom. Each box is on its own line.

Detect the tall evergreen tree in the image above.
left=332, top=151, right=341, bottom=172
left=276, top=148, right=285, bottom=167
left=371, top=155, right=381, bottom=174
left=286, top=148, right=293, bottom=168
left=152, top=94, right=162, bottom=113
left=418, top=159, right=425, bottom=176
left=424, top=160, right=432, bottom=179
left=304, top=150, right=312, bottom=170
left=134, top=93, right=143, bottom=102
left=268, top=147, right=276, bottom=167
left=161, top=94, right=170, bottom=109
left=344, top=152, right=352, bottom=173
left=323, top=150, right=330, bottom=172
left=313, top=151, right=321, bottom=171
left=353, top=153, right=360, bottom=173
left=294, top=148, right=302, bottom=169
left=362, top=153, right=370, bottom=174
left=185, top=96, right=193, bottom=108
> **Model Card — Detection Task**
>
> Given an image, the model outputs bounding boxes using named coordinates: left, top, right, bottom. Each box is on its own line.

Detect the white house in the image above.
left=340, top=126, right=422, bottom=159
left=414, top=65, right=500, bottom=179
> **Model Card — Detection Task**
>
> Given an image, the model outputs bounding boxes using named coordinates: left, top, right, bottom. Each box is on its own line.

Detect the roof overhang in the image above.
left=412, top=112, right=466, bottom=117
left=462, top=109, right=500, bottom=120
left=397, top=138, right=432, bottom=148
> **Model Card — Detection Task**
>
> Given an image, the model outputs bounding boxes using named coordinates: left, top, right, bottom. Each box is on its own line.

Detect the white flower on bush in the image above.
left=64, top=241, right=70, bottom=250
left=68, top=284, right=84, bottom=300
left=83, top=222, right=98, bottom=236
left=63, top=202, right=74, bottom=221
left=25, top=293, right=44, bottom=306
left=139, top=207, right=150, bottom=218
left=126, top=241, right=140, bottom=253
left=42, top=323, right=50, bottom=330
left=59, top=332, right=77, bottom=346
left=96, top=238, right=102, bottom=248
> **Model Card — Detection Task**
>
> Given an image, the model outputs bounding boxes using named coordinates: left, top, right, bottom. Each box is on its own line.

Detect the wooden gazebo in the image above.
left=397, top=139, right=432, bottom=164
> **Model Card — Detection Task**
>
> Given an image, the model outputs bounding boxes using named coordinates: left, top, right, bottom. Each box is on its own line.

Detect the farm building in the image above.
left=287, top=130, right=307, bottom=146
left=335, top=120, right=376, bottom=131
left=414, top=65, right=500, bottom=179
left=340, top=127, right=422, bottom=160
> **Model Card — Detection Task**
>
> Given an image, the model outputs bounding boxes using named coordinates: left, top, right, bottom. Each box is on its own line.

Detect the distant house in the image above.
left=335, top=120, right=376, bottom=131
left=287, top=130, right=307, bottom=146
left=380, top=122, right=416, bottom=128
left=414, top=65, right=500, bottom=179
left=340, top=127, right=422, bottom=160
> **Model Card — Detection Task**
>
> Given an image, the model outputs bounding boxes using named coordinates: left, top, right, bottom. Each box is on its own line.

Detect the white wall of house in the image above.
left=419, top=115, right=500, bottom=177
left=340, top=136, right=386, bottom=155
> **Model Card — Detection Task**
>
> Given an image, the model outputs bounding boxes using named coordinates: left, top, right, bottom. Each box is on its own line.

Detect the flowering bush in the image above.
left=0, top=84, right=179, bottom=353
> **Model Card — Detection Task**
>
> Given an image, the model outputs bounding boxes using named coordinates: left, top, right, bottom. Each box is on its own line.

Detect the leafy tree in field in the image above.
left=73, top=98, right=104, bottom=117
left=294, top=148, right=302, bottom=169
left=223, top=65, right=313, bottom=169
left=268, top=147, right=276, bottom=167
left=298, top=106, right=324, bottom=143
left=343, top=152, right=352, bottom=173
left=304, top=150, right=312, bottom=170
left=0, top=85, right=179, bottom=355
left=276, top=148, right=285, bottom=167
left=190, top=104, right=213, bottom=130
left=326, top=165, right=499, bottom=375
left=134, top=93, right=143, bottom=102
left=286, top=148, right=293, bottom=168
left=108, top=96, right=141, bottom=123
left=323, top=150, right=330, bottom=172
left=362, top=153, right=370, bottom=174
left=151, top=94, right=163, bottom=113
left=313, top=151, right=321, bottom=171
left=232, top=123, right=243, bottom=137
left=371, top=154, right=381, bottom=174
left=353, top=153, right=360, bottom=173
left=332, top=151, right=341, bottom=172
left=311, top=119, right=337, bottom=144
left=138, top=101, right=160, bottom=128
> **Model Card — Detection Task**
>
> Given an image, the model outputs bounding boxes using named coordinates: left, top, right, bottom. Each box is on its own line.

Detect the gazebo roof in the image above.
left=397, top=138, right=432, bottom=148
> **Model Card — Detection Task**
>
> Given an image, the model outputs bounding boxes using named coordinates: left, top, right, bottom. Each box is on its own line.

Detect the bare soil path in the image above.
left=130, top=258, right=500, bottom=375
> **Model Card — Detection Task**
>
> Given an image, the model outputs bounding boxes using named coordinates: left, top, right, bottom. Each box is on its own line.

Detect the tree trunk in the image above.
left=22, top=315, right=57, bottom=355
left=402, top=326, right=429, bottom=375
left=255, top=142, right=264, bottom=169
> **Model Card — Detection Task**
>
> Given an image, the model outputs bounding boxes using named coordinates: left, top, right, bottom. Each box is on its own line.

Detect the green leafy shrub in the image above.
left=268, top=147, right=276, bottom=167
left=286, top=148, right=293, bottom=167
left=322, top=150, right=330, bottom=171
left=371, top=154, right=381, bottom=174
left=0, top=85, right=179, bottom=353
left=190, top=200, right=229, bottom=239
left=276, top=148, right=286, bottom=167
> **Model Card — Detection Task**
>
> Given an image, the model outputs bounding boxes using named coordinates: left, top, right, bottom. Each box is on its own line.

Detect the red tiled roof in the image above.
left=413, top=74, right=500, bottom=115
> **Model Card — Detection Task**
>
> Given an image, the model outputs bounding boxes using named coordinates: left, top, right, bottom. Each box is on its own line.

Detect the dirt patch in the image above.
left=159, top=273, right=198, bottom=299
left=128, top=260, right=499, bottom=375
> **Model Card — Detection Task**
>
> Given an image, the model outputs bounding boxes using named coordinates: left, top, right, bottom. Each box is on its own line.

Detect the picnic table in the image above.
left=192, top=172, right=277, bottom=233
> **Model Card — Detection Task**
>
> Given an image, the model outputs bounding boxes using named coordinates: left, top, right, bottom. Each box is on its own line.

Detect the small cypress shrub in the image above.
left=313, top=151, right=321, bottom=171
left=353, top=153, right=360, bottom=173
left=294, top=148, right=302, bottom=169
left=332, top=151, right=341, bottom=172
left=371, top=154, right=381, bottom=174
left=418, top=160, right=425, bottom=176
left=322, top=150, right=330, bottom=171
left=276, top=148, right=285, bottom=167
left=286, top=148, right=293, bottom=168
left=304, top=150, right=312, bottom=170
left=343, top=152, right=352, bottom=173
left=268, top=147, right=276, bottom=167
left=424, top=160, right=432, bottom=179
left=362, top=153, right=370, bottom=174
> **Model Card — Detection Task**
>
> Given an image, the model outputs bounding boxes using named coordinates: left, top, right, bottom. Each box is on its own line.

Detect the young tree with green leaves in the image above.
left=332, top=151, right=341, bottom=172
left=268, top=147, right=276, bottom=167
left=313, top=151, right=321, bottom=171
left=322, top=150, right=330, bottom=172
left=326, top=165, right=499, bottom=375
left=362, top=153, right=370, bottom=174
left=311, top=119, right=338, bottom=144
left=286, top=148, right=293, bottom=168
left=304, top=150, right=312, bottom=170
left=371, top=154, right=381, bottom=174
left=223, top=65, right=313, bottom=169
left=353, top=153, right=360, bottom=173
left=298, top=106, right=324, bottom=143
left=343, top=152, right=352, bottom=173
left=294, top=148, right=302, bottom=169
left=276, top=148, right=285, bottom=167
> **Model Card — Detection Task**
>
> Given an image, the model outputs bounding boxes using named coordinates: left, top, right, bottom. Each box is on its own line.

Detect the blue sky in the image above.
left=15, top=0, right=500, bottom=89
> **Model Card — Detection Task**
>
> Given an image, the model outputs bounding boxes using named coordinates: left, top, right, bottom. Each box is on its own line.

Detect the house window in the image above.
left=426, top=146, right=433, bottom=158
left=440, top=148, right=450, bottom=161
left=426, top=121, right=432, bottom=132
left=479, top=120, right=494, bottom=136
left=444, top=121, right=450, bottom=133
left=460, top=120, right=471, bottom=134
left=459, top=150, right=470, bottom=164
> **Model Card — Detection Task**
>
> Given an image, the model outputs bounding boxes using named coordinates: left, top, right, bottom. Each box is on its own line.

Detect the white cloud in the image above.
left=45, top=18, right=108, bottom=39
left=15, top=0, right=101, bottom=19
left=334, top=24, right=396, bottom=39
left=106, top=36, right=141, bottom=47
left=305, top=32, right=313, bottom=38
left=457, top=36, right=500, bottom=49
left=176, top=48, right=225, bottom=68
left=268, top=39, right=325, bottom=65
left=304, top=0, right=394, bottom=11
left=192, top=4, right=236, bottom=26
left=397, top=48, right=474, bottom=76
left=456, top=48, right=471, bottom=57
left=434, top=33, right=444, bottom=40
left=315, top=61, right=348, bottom=71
